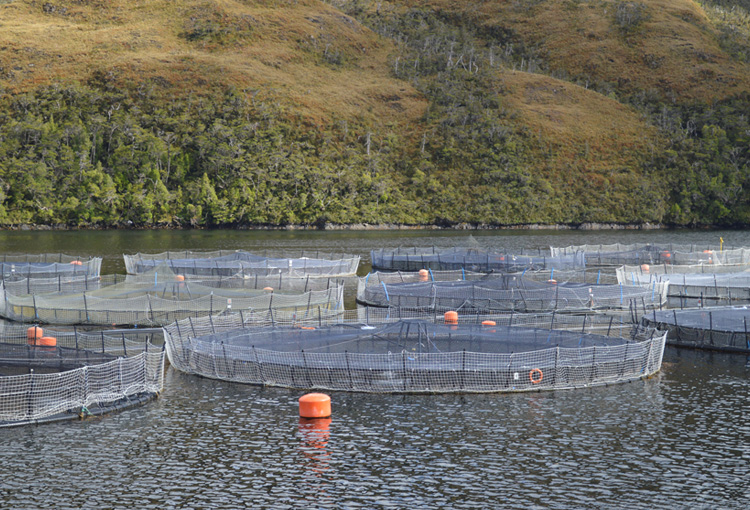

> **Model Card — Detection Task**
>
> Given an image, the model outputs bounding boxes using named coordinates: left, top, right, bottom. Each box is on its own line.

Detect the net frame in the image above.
left=641, top=307, right=750, bottom=353
left=370, top=247, right=585, bottom=272
left=124, top=250, right=360, bottom=277
left=0, top=326, right=165, bottom=427
left=1, top=271, right=344, bottom=297
left=617, top=265, right=750, bottom=305
left=552, top=243, right=749, bottom=266
left=0, top=254, right=102, bottom=280
left=0, top=266, right=346, bottom=326
left=162, top=312, right=666, bottom=394
left=357, top=273, right=668, bottom=312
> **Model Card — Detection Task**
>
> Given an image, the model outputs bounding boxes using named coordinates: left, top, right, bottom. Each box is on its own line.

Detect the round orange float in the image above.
left=27, top=326, right=43, bottom=341
left=444, top=311, right=458, bottom=325
left=299, top=393, right=332, bottom=419
left=38, top=336, right=57, bottom=347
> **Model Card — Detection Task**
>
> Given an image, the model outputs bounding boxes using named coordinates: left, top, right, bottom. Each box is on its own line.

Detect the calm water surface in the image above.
left=0, top=229, right=749, bottom=509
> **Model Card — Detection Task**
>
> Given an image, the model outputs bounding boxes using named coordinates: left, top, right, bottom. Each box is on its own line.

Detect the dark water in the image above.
left=1, top=229, right=749, bottom=509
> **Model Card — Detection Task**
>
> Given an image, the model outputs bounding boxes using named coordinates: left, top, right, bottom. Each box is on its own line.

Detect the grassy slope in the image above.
left=500, top=69, right=660, bottom=221
left=420, top=0, right=750, bottom=101
left=1, top=0, right=749, bottom=225
left=0, top=0, right=426, bottom=128
left=390, top=0, right=750, bottom=222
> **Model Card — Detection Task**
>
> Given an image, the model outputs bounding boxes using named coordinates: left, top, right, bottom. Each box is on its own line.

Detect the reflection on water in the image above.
left=0, top=229, right=749, bottom=508
left=298, top=417, right=334, bottom=504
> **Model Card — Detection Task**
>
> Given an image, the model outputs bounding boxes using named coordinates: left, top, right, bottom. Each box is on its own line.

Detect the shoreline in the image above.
left=0, top=221, right=706, bottom=232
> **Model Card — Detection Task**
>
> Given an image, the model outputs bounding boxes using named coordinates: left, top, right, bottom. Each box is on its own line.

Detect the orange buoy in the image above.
left=27, top=326, right=43, bottom=341
left=481, top=320, right=496, bottom=326
left=263, top=286, right=274, bottom=292
left=38, top=336, right=57, bottom=347
left=28, top=336, right=57, bottom=347
left=640, top=264, right=650, bottom=272
left=175, top=274, right=185, bottom=282
left=548, top=279, right=557, bottom=284
left=444, top=311, right=458, bottom=325
left=299, top=393, right=331, bottom=419
left=70, top=260, right=83, bottom=266
left=418, top=269, right=429, bottom=281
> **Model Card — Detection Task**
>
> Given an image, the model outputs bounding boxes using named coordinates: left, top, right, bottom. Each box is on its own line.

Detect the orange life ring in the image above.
left=529, top=368, right=543, bottom=384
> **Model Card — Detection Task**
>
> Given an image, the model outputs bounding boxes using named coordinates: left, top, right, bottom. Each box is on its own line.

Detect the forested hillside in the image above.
left=0, top=0, right=749, bottom=228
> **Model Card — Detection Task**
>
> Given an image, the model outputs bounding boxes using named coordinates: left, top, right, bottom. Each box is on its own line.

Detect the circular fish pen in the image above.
left=163, top=314, right=666, bottom=393
left=0, top=265, right=345, bottom=326
left=124, top=250, right=360, bottom=278
left=0, top=325, right=165, bottom=427
left=1, top=254, right=101, bottom=280
left=551, top=243, right=743, bottom=266
left=357, top=272, right=668, bottom=313
left=641, top=307, right=750, bottom=353
left=370, top=247, right=585, bottom=272
left=617, top=265, right=750, bottom=306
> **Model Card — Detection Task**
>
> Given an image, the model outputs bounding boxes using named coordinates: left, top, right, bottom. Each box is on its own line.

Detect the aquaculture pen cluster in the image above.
left=2, top=241, right=746, bottom=427
left=0, top=250, right=354, bottom=427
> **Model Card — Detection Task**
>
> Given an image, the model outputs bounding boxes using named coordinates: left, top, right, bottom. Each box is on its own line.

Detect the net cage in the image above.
left=0, top=270, right=344, bottom=297
left=1, top=273, right=105, bottom=296
left=357, top=272, right=668, bottom=313
left=370, top=247, right=585, bottom=272
left=0, top=254, right=102, bottom=280
left=359, top=268, right=620, bottom=290
left=616, top=265, right=750, bottom=306
left=123, top=250, right=360, bottom=278
left=0, top=264, right=345, bottom=326
left=0, top=325, right=165, bottom=427
left=551, top=243, right=747, bottom=266
left=640, top=307, right=750, bottom=353
left=162, top=313, right=666, bottom=393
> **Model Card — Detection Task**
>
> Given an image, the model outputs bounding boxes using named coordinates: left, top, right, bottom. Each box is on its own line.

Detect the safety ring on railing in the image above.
left=529, top=368, right=544, bottom=384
